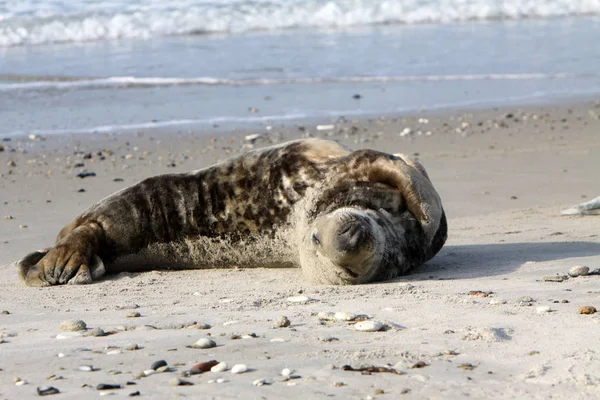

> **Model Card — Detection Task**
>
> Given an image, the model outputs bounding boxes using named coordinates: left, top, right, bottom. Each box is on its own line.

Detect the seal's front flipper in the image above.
left=17, top=249, right=105, bottom=287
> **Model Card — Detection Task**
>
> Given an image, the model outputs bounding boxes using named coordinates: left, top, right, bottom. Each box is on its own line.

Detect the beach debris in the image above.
left=354, top=320, right=385, bottom=332
left=578, top=306, right=597, bottom=315
left=97, top=383, right=122, bottom=390
left=286, top=295, right=318, bottom=303
left=14, top=377, right=26, bottom=386
left=76, top=171, right=96, bottom=179
left=126, top=311, right=141, bottom=318
left=150, top=360, right=167, bottom=371
left=253, top=378, right=269, bottom=386
left=59, top=319, right=87, bottom=332
left=458, top=363, right=476, bottom=370
left=568, top=265, right=590, bottom=277
left=211, top=362, right=228, bottom=372
left=231, top=364, right=248, bottom=374
left=37, top=386, right=60, bottom=396
left=341, top=365, right=404, bottom=375
left=273, top=315, right=291, bottom=328
left=468, top=290, right=492, bottom=297
left=316, top=124, right=334, bottom=131
left=189, top=338, right=216, bottom=349
left=536, top=306, right=552, bottom=314
left=542, top=275, right=569, bottom=282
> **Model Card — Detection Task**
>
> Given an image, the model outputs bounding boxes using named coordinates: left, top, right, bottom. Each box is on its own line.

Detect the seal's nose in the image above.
left=335, top=221, right=367, bottom=253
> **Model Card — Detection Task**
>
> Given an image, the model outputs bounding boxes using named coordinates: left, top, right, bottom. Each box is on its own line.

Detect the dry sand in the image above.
left=0, top=101, right=599, bottom=399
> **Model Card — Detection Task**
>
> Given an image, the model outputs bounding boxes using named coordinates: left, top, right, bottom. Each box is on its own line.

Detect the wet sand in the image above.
left=0, top=100, right=599, bottom=399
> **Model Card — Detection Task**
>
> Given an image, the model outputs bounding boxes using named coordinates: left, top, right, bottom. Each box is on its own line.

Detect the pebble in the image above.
left=129, top=391, right=141, bottom=397
left=106, top=349, right=122, bottom=355
left=568, top=265, right=590, bottom=277
left=126, top=312, right=141, bottom=318
left=317, top=312, right=336, bottom=321
left=142, top=369, right=156, bottom=377
left=7, top=161, right=16, bottom=167
left=273, top=316, right=291, bottom=328
left=150, top=360, right=167, bottom=371
left=335, top=312, right=358, bottom=321
left=354, top=321, right=385, bottom=332
left=59, top=319, right=87, bottom=332
left=190, top=338, right=217, bottom=349
left=77, top=365, right=96, bottom=372
left=191, top=360, right=219, bottom=372
left=536, top=306, right=552, bottom=314
left=86, top=328, right=106, bottom=337
left=578, top=306, right=597, bottom=315
left=97, top=383, right=122, bottom=390
left=542, top=275, right=569, bottom=282
left=231, top=364, right=248, bottom=374
left=37, top=386, right=60, bottom=396
left=125, top=343, right=140, bottom=351
left=14, top=378, right=26, bottom=386
left=211, top=362, right=228, bottom=372
left=287, top=295, right=317, bottom=303
left=169, top=378, right=193, bottom=386
left=253, top=378, right=268, bottom=386
left=281, top=368, right=293, bottom=377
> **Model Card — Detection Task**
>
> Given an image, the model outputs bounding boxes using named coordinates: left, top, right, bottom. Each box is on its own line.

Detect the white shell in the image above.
left=231, top=364, right=248, bottom=374
left=211, top=362, right=227, bottom=372
left=334, top=312, right=357, bottom=321
left=286, top=295, right=317, bottom=303
left=354, top=321, right=385, bottom=332
left=191, top=338, right=216, bottom=349
left=56, top=332, right=83, bottom=340
left=281, top=368, right=293, bottom=377
left=568, top=265, right=590, bottom=277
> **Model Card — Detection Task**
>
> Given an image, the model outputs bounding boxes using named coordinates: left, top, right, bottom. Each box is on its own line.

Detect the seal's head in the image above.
left=297, top=150, right=446, bottom=285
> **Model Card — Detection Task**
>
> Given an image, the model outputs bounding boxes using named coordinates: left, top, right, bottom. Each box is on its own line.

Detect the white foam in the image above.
left=1, top=0, right=599, bottom=46
left=0, top=73, right=593, bottom=92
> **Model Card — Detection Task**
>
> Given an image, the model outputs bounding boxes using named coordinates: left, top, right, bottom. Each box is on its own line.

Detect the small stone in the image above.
left=59, top=319, right=87, bottom=332
left=125, top=343, right=140, bottom=351
left=129, top=391, right=141, bottom=397
left=1, top=310, right=10, bottom=315
left=317, top=312, right=336, bottom=321
left=458, top=363, right=476, bottom=370
left=150, top=360, right=167, bottom=371
left=335, top=312, right=358, bottom=321
left=86, top=328, right=106, bottom=337
left=191, top=360, right=219, bottom=372
left=354, top=321, right=384, bottom=332
left=190, top=338, right=216, bottom=349
left=76, top=171, right=96, bottom=179
left=375, top=389, right=385, bottom=395
left=287, top=295, right=317, bottom=303
left=211, top=362, right=228, bottom=372
left=281, top=368, right=293, bottom=377
left=542, top=275, right=569, bottom=282
left=568, top=265, right=590, bottom=277
left=273, top=316, right=291, bottom=328
left=536, top=306, right=552, bottom=314
left=37, top=386, right=60, bottom=396
left=77, top=365, right=95, bottom=372
left=196, top=323, right=211, bottom=330
left=156, top=366, right=170, bottom=373
left=106, top=349, right=122, bottom=355
left=578, top=306, right=597, bottom=315
left=253, top=378, right=268, bottom=386
left=333, top=382, right=345, bottom=387
left=143, top=369, right=155, bottom=377
left=169, top=377, right=193, bottom=386
left=126, top=312, right=141, bottom=318
left=409, top=361, right=428, bottom=369
left=231, top=364, right=248, bottom=374
left=97, top=383, right=121, bottom=390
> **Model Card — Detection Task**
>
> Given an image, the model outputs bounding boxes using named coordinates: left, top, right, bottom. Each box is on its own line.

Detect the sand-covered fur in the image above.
left=17, top=138, right=446, bottom=286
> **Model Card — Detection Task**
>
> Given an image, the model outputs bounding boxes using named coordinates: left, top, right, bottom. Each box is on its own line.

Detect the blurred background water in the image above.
left=1, top=0, right=599, bottom=136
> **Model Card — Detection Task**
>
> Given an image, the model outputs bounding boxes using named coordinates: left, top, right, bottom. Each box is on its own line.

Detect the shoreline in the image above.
left=1, top=99, right=599, bottom=399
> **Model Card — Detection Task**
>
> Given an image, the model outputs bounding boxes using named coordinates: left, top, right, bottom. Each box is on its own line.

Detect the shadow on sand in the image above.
left=402, top=241, right=600, bottom=281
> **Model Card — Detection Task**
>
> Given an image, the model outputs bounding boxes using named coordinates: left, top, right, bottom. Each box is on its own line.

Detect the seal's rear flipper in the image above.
left=17, top=249, right=105, bottom=287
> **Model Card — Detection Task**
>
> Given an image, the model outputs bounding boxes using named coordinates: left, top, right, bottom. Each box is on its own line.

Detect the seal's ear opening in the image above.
left=349, top=151, right=443, bottom=246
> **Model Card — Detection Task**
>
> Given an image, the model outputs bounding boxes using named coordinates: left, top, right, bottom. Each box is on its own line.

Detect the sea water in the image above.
left=1, top=0, right=600, bottom=136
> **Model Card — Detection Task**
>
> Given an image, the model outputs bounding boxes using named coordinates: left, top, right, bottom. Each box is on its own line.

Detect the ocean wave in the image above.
left=1, top=0, right=599, bottom=47
left=0, top=73, right=594, bottom=91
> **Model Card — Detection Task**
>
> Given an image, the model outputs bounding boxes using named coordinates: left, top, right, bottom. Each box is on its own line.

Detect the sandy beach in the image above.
left=1, top=100, right=599, bottom=399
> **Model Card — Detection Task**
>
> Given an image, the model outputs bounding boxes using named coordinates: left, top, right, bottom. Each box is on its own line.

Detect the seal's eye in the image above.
left=311, top=232, right=321, bottom=245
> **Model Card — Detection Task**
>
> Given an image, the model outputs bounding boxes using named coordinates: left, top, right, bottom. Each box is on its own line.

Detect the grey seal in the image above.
left=17, top=138, right=447, bottom=286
